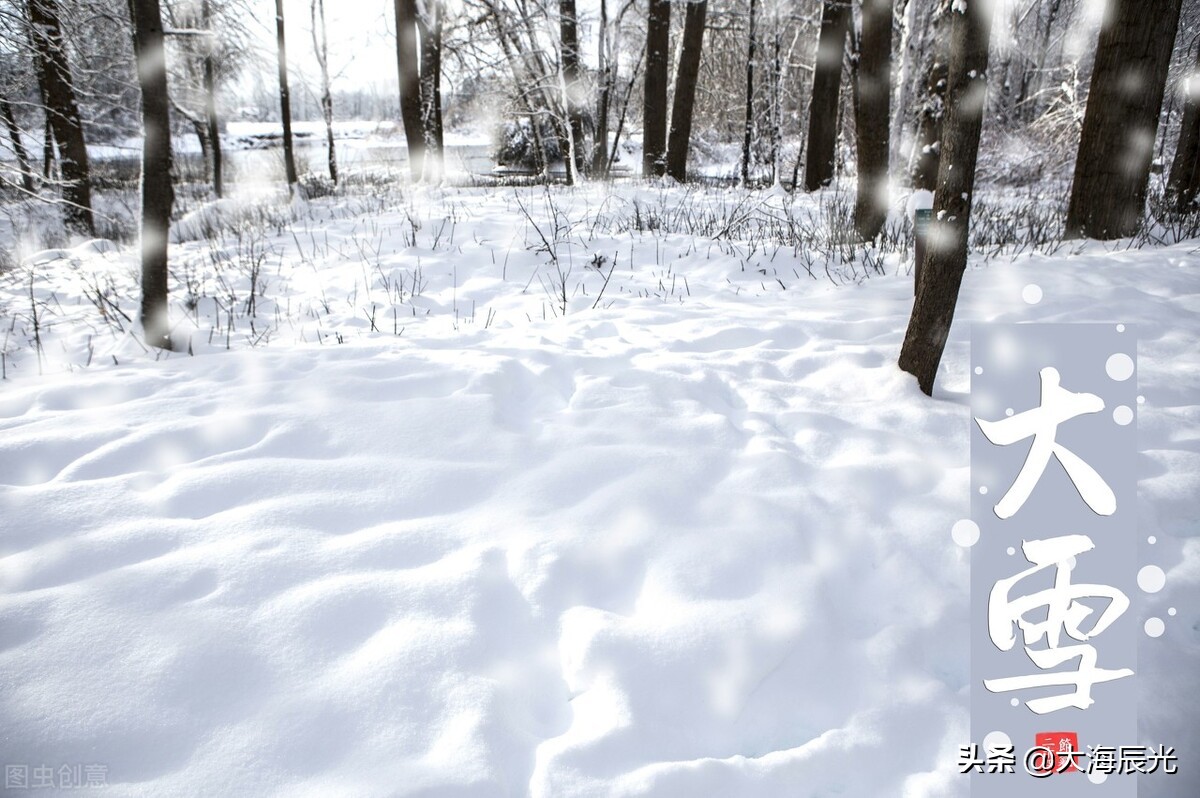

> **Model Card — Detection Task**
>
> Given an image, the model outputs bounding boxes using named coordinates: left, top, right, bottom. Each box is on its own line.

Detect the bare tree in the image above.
left=417, top=0, right=444, bottom=181
left=0, top=94, right=35, bottom=192
left=741, top=0, right=756, bottom=185
left=804, top=0, right=849, bottom=191
left=853, top=0, right=892, bottom=240
left=643, top=0, right=670, bottom=177
left=28, top=0, right=94, bottom=233
left=1064, top=0, right=1183, bottom=239
left=559, top=0, right=584, bottom=182
left=1166, top=37, right=1200, bottom=211
left=909, top=0, right=951, bottom=191
left=667, top=0, right=708, bottom=182
left=311, top=0, right=337, bottom=185
left=395, top=0, right=424, bottom=179
left=201, top=0, right=223, bottom=197
left=593, top=0, right=611, bottom=175
left=898, top=0, right=995, bottom=395
left=127, top=0, right=173, bottom=349
left=273, top=0, right=297, bottom=187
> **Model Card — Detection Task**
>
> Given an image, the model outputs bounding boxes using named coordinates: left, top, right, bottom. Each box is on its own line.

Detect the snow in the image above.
left=1, top=184, right=1197, bottom=797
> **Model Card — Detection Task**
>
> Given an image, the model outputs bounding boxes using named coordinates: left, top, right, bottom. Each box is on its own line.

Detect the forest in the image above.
left=0, top=2, right=1197, bottom=797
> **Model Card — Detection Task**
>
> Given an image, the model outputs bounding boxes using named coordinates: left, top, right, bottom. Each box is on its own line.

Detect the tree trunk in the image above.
left=909, top=0, right=951, bottom=191
left=127, top=0, right=174, bottom=350
left=741, top=0, right=757, bottom=185
left=1166, top=41, right=1200, bottom=212
left=1064, top=0, right=1183, bottom=239
left=666, top=0, right=707, bottom=182
left=898, top=0, right=995, bottom=396
left=642, top=0, right=670, bottom=178
left=28, top=0, right=93, bottom=234
left=853, top=0, right=893, bottom=240
left=312, top=0, right=338, bottom=185
left=273, top=0, right=298, bottom=187
left=1, top=96, right=35, bottom=193
left=559, top=0, right=584, bottom=183
left=395, top=0, right=424, bottom=180
left=418, top=0, right=445, bottom=182
left=804, top=0, right=850, bottom=192
left=593, top=0, right=611, bottom=176
left=42, top=117, right=53, bottom=180
left=202, top=0, right=223, bottom=197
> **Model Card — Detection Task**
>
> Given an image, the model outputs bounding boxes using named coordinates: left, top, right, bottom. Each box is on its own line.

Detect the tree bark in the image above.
left=909, top=0, right=951, bottom=191
left=667, top=0, right=707, bottom=182
left=559, top=0, right=584, bottom=183
left=1, top=96, right=35, bottom=193
left=804, top=0, right=850, bottom=191
left=593, top=0, right=611, bottom=176
left=127, top=0, right=174, bottom=349
left=1064, top=0, right=1183, bottom=239
left=312, top=0, right=338, bottom=185
left=741, top=0, right=757, bottom=185
left=273, top=0, right=298, bottom=187
left=898, top=0, right=994, bottom=396
left=417, top=0, right=444, bottom=182
left=1167, top=42, right=1200, bottom=212
left=202, top=0, right=223, bottom=197
left=395, top=0, right=424, bottom=180
left=854, top=0, right=893, bottom=240
left=28, top=0, right=93, bottom=234
left=642, top=0, right=670, bottom=177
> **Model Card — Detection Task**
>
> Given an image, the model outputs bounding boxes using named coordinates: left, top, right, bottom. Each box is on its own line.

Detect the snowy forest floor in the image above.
left=0, top=181, right=1197, bottom=797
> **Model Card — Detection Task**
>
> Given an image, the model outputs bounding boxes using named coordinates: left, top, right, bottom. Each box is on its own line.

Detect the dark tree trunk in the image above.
left=804, top=0, right=850, bottom=191
left=417, top=0, right=444, bottom=182
left=854, top=0, right=893, bottom=240
left=127, top=0, right=174, bottom=349
left=593, top=0, right=611, bottom=176
left=643, top=0, right=670, bottom=178
left=28, top=0, right=93, bottom=234
left=273, top=0, right=298, bottom=187
left=312, top=0, right=338, bottom=185
left=202, top=0, right=223, bottom=197
left=1, top=96, right=35, bottom=193
left=667, top=0, right=707, bottom=182
left=910, top=0, right=951, bottom=191
left=559, top=0, right=584, bottom=183
left=395, top=0, right=424, bottom=180
left=42, top=117, right=53, bottom=180
left=1064, top=0, right=1183, bottom=239
left=741, top=0, right=757, bottom=185
left=898, top=0, right=995, bottom=396
left=1166, top=42, right=1200, bottom=212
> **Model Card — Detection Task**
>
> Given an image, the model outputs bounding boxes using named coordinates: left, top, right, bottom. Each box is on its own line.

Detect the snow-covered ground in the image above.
left=0, top=184, right=1196, bottom=796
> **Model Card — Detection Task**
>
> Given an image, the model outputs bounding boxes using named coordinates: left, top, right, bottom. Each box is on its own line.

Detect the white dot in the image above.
left=952, top=519, right=980, bottom=547
left=1168, top=607, right=1177, bottom=616
left=983, top=730, right=1012, bottom=752
left=1148, top=535, right=1157, bottom=544
left=1006, top=546, right=1016, bottom=556
left=1005, top=408, right=1014, bottom=416
left=1145, top=617, right=1165, bottom=638
left=1088, top=770, right=1108, bottom=784
left=1113, top=405, right=1133, bottom=425
left=979, top=486, right=988, bottom=495
left=1138, top=565, right=1166, bottom=593
left=1137, top=395, right=1145, bottom=404
left=1106, top=353, right=1134, bottom=381
left=1010, top=698, right=1020, bottom=707
left=974, top=366, right=983, bottom=375
left=1022, top=284, right=1042, bottom=304
left=1116, top=324, right=1125, bottom=332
